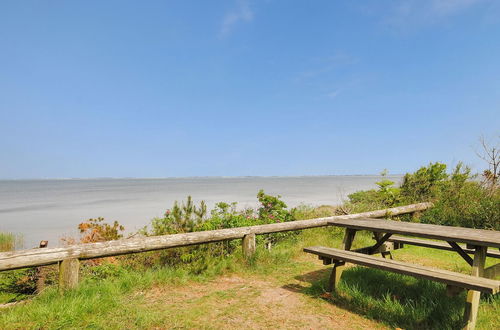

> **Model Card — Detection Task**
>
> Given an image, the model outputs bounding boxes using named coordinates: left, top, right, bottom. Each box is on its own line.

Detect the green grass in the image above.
left=0, top=233, right=25, bottom=304
left=0, top=228, right=498, bottom=329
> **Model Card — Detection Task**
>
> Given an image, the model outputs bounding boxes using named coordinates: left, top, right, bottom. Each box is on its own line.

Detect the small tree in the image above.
left=150, top=196, right=207, bottom=235
left=78, top=217, right=125, bottom=243
left=475, top=136, right=500, bottom=189
left=375, top=169, right=400, bottom=206
left=257, top=190, right=293, bottom=223
left=400, top=162, right=448, bottom=202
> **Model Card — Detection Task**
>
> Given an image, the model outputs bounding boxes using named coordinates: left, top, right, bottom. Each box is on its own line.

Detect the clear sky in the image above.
left=1, top=1, right=499, bottom=179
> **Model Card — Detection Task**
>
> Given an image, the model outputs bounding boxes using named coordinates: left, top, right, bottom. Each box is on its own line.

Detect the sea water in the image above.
left=0, top=175, right=402, bottom=248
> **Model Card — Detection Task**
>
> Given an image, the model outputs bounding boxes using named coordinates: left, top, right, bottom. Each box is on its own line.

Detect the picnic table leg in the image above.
left=372, top=232, right=393, bottom=258
left=328, top=229, right=356, bottom=292
left=328, top=261, right=346, bottom=291
left=463, top=246, right=487, bottom=330
left=342, top=229, right=356, bottom=251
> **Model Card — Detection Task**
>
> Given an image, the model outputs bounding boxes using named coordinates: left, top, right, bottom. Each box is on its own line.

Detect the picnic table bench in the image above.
left=303, top=218, right=500, bottom=330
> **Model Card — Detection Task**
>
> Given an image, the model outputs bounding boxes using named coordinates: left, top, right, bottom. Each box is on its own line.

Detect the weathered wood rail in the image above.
left=0, top=202, right=431, bottom=290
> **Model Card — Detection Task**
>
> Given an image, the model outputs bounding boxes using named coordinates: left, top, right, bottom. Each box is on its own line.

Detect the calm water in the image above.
left=0, top=176, right=402, bottom=248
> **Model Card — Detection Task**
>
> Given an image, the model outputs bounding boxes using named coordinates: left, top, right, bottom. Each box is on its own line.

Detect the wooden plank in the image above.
left=304, top=246, right=499, bottom=287
left=303, top=246, right=500, bottom=294
left=328, top=218, right=500, bottom=249
left=0, top=203, right=432, bottom=272
left=388, top=236, right=500, bottom=258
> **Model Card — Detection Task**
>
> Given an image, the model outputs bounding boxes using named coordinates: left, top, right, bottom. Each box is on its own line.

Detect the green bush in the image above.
left=0, top=269, right=37, bottom=298
left=400, top=162, right=448, bottom=202
left=148, top=196, right=207, bottom=235
left=404, top=162, right=499, bottom=230
left=344, top=162, right=499, bottom=230
left=291, top=204, right=339, bottom=220
left=345, top=170, right=402, bottom=212
left=421, top=181, right=499, bottom=230
left=132, top=191, right=297, bottom=268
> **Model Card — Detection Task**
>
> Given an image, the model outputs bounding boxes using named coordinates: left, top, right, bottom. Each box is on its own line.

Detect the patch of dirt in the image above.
left=138, top=274, right=386, bottom=329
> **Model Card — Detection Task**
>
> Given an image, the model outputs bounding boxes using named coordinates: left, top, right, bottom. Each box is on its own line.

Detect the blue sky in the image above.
left=1, top=0, right=499, bottom=179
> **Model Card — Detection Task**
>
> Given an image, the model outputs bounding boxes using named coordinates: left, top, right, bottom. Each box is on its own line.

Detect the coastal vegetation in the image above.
left=0, top=144, right=499, bottom=328
left=0, top=234, right=14, bottom=253
left=0, top=233, right=21, bottom=252
left=346, top=162, right=499, bottom=230
left=0, top=227, right=498, bottom=329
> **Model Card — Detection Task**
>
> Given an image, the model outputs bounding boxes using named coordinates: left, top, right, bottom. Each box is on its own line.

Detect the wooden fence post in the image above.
left=59, top=258, right=80, bottom=291
left=242, top=233, right=256, bottom=258
left=35, top=240, right=48, bottom=293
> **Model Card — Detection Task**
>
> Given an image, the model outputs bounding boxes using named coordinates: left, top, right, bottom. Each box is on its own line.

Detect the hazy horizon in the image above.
left=0, top=173, right=406, bottom=181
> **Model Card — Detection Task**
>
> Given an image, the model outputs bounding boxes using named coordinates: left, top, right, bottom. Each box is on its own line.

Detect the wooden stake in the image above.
left=242, top=233, right=256, bottom=258
left=35, top=240, right=48, bottom=294
left=59, top=258, right=80, bottom=292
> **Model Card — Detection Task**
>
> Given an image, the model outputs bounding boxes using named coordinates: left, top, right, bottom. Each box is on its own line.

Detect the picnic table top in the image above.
left=327, top=218, right=500, bottom=249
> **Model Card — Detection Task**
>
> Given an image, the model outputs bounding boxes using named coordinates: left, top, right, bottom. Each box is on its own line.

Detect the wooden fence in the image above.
left=0, top=202, right=432, bottom=290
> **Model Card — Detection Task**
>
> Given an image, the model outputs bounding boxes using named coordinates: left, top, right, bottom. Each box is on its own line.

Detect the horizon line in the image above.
left=0, top=174, right=406, bottom=181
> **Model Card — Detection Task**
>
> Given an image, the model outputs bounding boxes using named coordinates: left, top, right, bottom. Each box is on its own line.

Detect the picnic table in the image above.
left=304, top=218, right=500, bottom=330
left=328, top=217, right=500, bottom=268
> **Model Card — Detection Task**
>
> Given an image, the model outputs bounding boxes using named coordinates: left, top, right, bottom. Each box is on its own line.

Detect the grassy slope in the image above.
left=0, top=228, right=498, bottom=329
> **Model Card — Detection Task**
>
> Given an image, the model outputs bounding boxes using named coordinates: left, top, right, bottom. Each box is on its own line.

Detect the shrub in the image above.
left=375, top=170, right=401, bottom=207
left=400, top=162, right=448, bottom=202
left=291, top=204, right=339, bottom=220
left=345, top=170, right=401, bottom=212
left=401, top=162, right=499, bottom=230
left=0, top=269, right=38, bottom=297
left=149, top=196, right=207, bottom=235
left=344, top=161, right=499, bottom=230
left=421, top=180, right=500, bottom=230
left=257, top=190, right=294, bottom=223
left=134, top=191, right=298, bottom=267
left=78, top=217, right=125, bottom=243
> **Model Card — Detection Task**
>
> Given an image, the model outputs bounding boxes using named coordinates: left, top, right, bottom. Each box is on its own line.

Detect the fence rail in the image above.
left=0, top=202, right=431, bottom=274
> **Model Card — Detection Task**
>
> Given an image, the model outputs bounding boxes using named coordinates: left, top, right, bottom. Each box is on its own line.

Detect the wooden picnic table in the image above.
left=328, top=218, right=500, bottom=249
left=326, top=218, right=500, bottom=330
